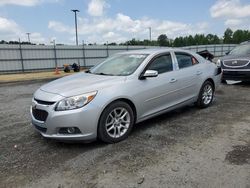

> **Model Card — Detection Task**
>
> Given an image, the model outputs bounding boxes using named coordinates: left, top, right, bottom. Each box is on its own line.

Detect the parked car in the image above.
left=218, top=41, right=250, bottom=82
left=31, top=48, right=221, bottom=143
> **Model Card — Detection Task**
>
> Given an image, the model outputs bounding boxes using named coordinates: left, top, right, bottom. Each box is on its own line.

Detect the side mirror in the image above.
left=225, top=51, right=230, bottom=55
left=142, top=70, right=158, bottom=79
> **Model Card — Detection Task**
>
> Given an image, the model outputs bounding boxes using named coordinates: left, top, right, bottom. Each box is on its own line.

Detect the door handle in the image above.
left=196, top=71, right=202, bottom=75
left=170, top=78, right=177, bottom=83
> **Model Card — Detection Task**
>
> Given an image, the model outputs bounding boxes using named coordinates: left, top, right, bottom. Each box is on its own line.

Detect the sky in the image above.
left=0, top=0, right=250, bottom=45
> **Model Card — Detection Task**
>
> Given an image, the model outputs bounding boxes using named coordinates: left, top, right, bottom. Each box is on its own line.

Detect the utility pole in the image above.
left=26, top=32, right=31, bottom=43
left=51, top=40, right=57, bottom=68
left=148, top=27, right=152, bottom=41
left=71, top=9, right=80, bottom=46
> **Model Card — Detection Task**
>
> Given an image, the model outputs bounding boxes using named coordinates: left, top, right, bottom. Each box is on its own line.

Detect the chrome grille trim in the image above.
left=34, top=98, right=56, bottom=105
left=223, top=68, right=250, bottom=71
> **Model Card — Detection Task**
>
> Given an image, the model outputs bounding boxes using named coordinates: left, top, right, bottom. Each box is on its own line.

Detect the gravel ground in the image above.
left=0, top=81, right=249, bottom=188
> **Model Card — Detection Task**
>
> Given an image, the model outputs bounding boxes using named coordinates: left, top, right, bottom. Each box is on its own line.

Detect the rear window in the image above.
left=175, top=53, right=199, bottom=69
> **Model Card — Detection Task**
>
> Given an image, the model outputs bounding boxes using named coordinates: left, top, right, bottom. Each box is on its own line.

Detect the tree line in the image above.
left=1, top=28, right=249, bottom=46
left=121, top=28, right=250, bottom=47
left=0, top=40, right=36, bottom=45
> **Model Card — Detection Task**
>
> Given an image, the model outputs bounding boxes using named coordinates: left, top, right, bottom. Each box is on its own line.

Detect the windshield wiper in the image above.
left=94, top=72, right=114, bottom=76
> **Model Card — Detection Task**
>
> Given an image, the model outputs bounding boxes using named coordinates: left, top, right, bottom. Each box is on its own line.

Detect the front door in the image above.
left=134, top=53, right=180, bottom=119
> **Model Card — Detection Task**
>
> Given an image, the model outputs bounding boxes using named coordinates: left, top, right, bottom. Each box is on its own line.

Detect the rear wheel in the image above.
left=196, top=81, right=214, bottom=108
left=98, top=101, right=134, bottom=143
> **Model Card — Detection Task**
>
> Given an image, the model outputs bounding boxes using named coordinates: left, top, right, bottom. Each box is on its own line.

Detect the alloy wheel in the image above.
left=105, top=107, right=131, bottom=138
left=202, top=84, right=213, bottom=105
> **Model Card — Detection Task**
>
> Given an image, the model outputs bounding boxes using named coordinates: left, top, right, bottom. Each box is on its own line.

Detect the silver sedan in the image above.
left=31, top=48, right=221, bottom=143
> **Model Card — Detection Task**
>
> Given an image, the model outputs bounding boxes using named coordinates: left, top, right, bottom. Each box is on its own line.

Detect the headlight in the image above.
left=216, top=59, right=221, bottom=67
left=55, top=91, right=97, bottom=111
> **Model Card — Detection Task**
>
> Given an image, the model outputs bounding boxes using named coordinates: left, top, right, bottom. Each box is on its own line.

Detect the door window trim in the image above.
left=139, top=52, right=174, bottom=79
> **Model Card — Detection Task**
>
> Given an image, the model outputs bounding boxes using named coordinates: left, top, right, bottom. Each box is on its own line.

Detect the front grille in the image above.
left=223, top=59, right=250, bottom=68
left=34, top=98, right=55, bottom=105
left=34, top=124, right=47, bottom=133
left=32, top=108, right=48, bottom=121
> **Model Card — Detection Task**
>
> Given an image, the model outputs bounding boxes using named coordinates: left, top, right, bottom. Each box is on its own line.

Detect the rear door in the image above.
left=172, top=52, right=203, bottom=102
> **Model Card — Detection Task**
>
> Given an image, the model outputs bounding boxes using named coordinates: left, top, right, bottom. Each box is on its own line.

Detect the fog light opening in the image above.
left=58, top=127, right=81, bottom=134
left=67, top=127, right=76, bottom=134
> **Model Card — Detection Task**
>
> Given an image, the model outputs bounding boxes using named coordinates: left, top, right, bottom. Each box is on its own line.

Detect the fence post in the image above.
left=221, top=45, right=223, bottom=57
left=82, top=40, right=86, bottom=68
left=18, top=38, right=24, bottom=72
left=106, top=42, right=109, bottom=57
left=214, top=45, right=216, bottom=57
left=53, top=40, right=58, bottom=68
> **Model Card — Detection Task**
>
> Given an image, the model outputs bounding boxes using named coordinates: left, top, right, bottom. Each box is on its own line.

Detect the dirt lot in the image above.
left=0, top=81, right=249, bottom=188
left=0, top=71, right=74, bottom=83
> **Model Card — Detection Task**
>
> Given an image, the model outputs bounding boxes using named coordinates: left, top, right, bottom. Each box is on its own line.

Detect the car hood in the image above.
left=220, top=54, right=250, bottom=61
left=40, top=72, right=126, bottom=97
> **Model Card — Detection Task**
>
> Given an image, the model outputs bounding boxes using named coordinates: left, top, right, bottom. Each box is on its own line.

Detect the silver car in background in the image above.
left=31, top=48, right=221, bottom=143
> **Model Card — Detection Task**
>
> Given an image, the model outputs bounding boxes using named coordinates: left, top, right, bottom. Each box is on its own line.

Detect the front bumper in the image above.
left=222, top=69, right=250, bottom=81
left=30, top=98, right=100, bottom=141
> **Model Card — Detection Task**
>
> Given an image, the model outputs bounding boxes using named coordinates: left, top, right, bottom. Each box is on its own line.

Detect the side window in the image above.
left=176, top=53, right=199, bottom=69
left=147, top=54, right=173, bottom=74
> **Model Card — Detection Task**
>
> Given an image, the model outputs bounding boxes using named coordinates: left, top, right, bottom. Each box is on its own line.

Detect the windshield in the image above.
left=89, top=54, right=148, bottom=76
left=229, top=44, right=250, bottom=56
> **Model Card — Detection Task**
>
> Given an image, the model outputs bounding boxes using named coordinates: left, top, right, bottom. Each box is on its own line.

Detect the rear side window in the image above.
left=147, top=54, right=173, bottom=74
left=176, top=53, right=199, bottom=69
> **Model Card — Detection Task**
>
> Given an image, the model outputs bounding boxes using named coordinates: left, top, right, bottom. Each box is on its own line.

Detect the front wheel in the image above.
left=196, top=81, right=214, bottom=108
left=98, top=101, right=134, bottom=143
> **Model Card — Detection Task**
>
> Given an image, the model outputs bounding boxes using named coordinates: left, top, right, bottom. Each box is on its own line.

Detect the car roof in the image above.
left=118, top=48, right=195, bottom=56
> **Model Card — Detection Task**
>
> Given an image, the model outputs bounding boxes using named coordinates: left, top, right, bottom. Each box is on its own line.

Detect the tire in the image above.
left=196, top=81, right=214, bottom=108
left=98, top=101, right=134, bottom=143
